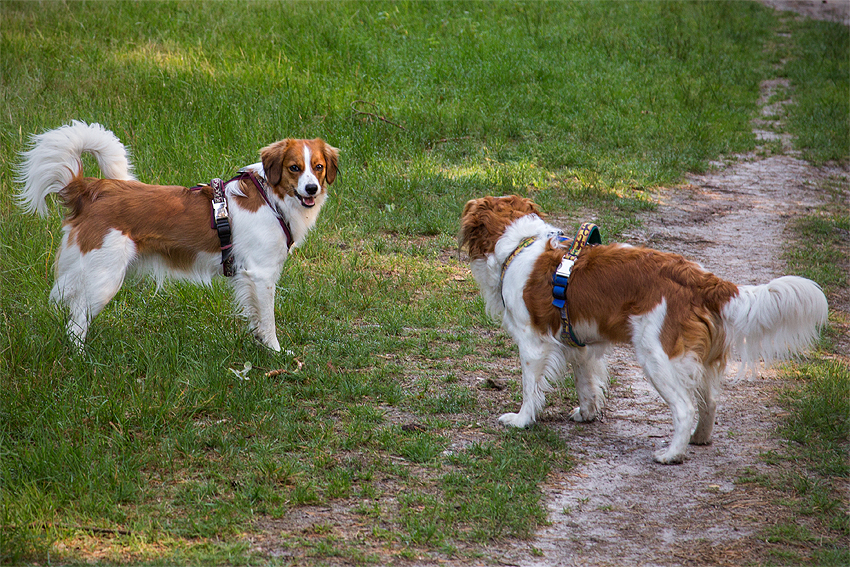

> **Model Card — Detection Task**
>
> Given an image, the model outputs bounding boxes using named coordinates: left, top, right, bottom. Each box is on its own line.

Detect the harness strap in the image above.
left=237, top=169, right=293, bottom=250
left=499, top=236, right=538, bottom=290
left=552, top=222, right=601, bottom=347
left=209, top=178, right=236, bottom=277
left=191, top=170, right=295, bottom=277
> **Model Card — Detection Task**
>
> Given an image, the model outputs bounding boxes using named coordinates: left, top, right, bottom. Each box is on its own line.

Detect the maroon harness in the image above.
left=191, top=170, right=293, bottom=276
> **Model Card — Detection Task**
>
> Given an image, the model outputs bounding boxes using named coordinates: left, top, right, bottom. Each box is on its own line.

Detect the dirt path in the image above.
left=496, top=4, right=849, bottom=567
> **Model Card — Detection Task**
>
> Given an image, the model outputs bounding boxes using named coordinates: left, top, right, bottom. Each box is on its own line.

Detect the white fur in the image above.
left=723, top=275, right=828, bottom=378
left=473, top=215, right=827, bottom=465
left=16, top=121, right=136, bottom=216
left=17, top=122, right=328, bottom=352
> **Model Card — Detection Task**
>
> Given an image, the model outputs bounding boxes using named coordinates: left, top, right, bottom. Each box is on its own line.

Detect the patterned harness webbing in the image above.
left=499, top=236, right=538, bottom=287
left=552, top=222, right=601, bottom=347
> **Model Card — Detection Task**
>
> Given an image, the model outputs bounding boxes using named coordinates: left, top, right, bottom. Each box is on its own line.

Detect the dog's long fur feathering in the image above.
left=17, top=121, right=338, bottom=351
left=461, top=195, right=828, bottom=464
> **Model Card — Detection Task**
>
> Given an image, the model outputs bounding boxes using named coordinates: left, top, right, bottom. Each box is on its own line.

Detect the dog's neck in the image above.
left=471, top=214, right=556, bottom=321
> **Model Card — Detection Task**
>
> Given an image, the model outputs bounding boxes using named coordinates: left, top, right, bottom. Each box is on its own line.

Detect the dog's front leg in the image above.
left=568, top=345, right=609, bottom=422
left=253, top=280, right=281, bottom=352
left=499, top=338, right=552, bottom=428
left=233, top=272, right=281, bottom=352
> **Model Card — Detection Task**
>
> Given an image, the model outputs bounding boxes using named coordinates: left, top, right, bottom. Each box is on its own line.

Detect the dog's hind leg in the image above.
left=631, top=300, right=697, bottom=464
left=51, top=229, right=135, bottom=349
left=690, top=363, right=721, bottom=445
left=639, top=353, right=697, bottom=464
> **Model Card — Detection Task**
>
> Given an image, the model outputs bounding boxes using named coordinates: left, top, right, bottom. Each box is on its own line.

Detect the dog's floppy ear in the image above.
left=459, top=195, right=543, bottom=259
left=459, top=197, right=488, bottom=256
left=461, top=198, right=481, bottom=223
left=321, top=140, right=340, bottom=185
left=260, top=140, right=289, bottom=187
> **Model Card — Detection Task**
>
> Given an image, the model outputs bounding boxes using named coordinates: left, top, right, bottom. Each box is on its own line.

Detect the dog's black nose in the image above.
left=305, top=183, right=319, bottom=196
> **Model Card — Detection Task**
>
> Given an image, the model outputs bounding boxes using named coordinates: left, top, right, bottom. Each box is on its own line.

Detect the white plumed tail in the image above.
left=16, top=120, right=136, bottom=216
left=722, top=275, right=828, bottom=377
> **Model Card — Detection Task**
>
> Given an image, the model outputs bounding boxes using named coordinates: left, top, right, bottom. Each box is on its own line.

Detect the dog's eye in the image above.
left=314, top=164, right=324, bottom=171
left=288, top=165, right=301, bottom=173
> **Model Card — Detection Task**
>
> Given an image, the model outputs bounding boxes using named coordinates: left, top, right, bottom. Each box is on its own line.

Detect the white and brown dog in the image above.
left=460, top=195, right=828, bottom=464
left=17, top=121, right=338, bottom=351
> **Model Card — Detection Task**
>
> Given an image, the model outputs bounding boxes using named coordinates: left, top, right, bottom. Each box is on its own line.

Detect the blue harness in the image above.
left=499, top=222, right=601, bottom=347
left=552, top=223, right=601, bottom=347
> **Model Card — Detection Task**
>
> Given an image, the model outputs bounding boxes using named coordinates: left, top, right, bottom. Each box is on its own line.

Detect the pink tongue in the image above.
left=302, top=197, right=315, bottom=207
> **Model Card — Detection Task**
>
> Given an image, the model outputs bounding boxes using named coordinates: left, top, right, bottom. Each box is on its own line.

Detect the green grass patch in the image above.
left=784, top=176, right=849, bottom=297
left=783, top=17, right=850, bottom=164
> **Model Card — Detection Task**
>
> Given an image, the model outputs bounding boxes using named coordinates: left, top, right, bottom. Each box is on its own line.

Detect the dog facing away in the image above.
left=17, top=121, right=339, bottom=351
left=460, top=195, right=828, bottom=464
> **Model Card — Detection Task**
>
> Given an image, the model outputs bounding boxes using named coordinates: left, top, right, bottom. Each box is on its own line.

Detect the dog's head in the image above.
left=260, top=138, right=339, bottom=209
left=459, top=195, right=541, bottom=259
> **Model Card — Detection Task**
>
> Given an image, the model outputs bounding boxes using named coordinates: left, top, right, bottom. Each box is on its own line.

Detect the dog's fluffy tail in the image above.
left=722, top=275, right=828, bottom=377
left=16, top=120, right=136, bottom=216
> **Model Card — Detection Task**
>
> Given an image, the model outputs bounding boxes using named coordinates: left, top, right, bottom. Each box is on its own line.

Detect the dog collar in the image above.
left=552, top=222, right=601, bottom=347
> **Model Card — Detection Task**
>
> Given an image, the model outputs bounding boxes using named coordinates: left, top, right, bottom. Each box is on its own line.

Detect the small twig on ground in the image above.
left=430, top=136, right=473, bottom=146
left=350, top=100, right=407, bottom=131
left=265, top=358, right=304, bottom=378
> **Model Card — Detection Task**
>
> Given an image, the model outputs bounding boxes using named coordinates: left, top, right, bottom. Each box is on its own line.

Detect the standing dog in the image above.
left=17, top=121, right=338, bottom=351
left=460, top=195, right=828, bottom=464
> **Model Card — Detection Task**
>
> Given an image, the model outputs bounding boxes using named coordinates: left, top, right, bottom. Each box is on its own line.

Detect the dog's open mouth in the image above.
left=298, top=195, right=316, bottom=208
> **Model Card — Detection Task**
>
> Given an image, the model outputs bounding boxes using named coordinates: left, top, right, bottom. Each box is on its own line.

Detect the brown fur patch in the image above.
left=523, top=243, right=739, bottom=363
left=230, top=177, right=268, bottom=213
left=60, top=175, right=218, bottom=270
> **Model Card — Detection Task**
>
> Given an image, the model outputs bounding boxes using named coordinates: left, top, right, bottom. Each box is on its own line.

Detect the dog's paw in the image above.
left=498, top=412, right=533, bottom=428
left=568, top=406, right=597, bottom=423
left=254, top=333, right=282, bottom=352
left=689, top=434, right=713, bottom=446
left=653, top=449, right=685, bottom=465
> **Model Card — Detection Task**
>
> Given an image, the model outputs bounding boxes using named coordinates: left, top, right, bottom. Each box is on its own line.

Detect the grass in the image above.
left=783, top=17, right=850, bottom=164
left=0, top=1, right=847, bottom=565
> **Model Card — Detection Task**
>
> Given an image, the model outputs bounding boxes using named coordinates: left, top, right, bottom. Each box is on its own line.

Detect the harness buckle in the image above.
left=555, top=258, right=575, bottom=279
left=212, top=200, right=229, bottom=221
